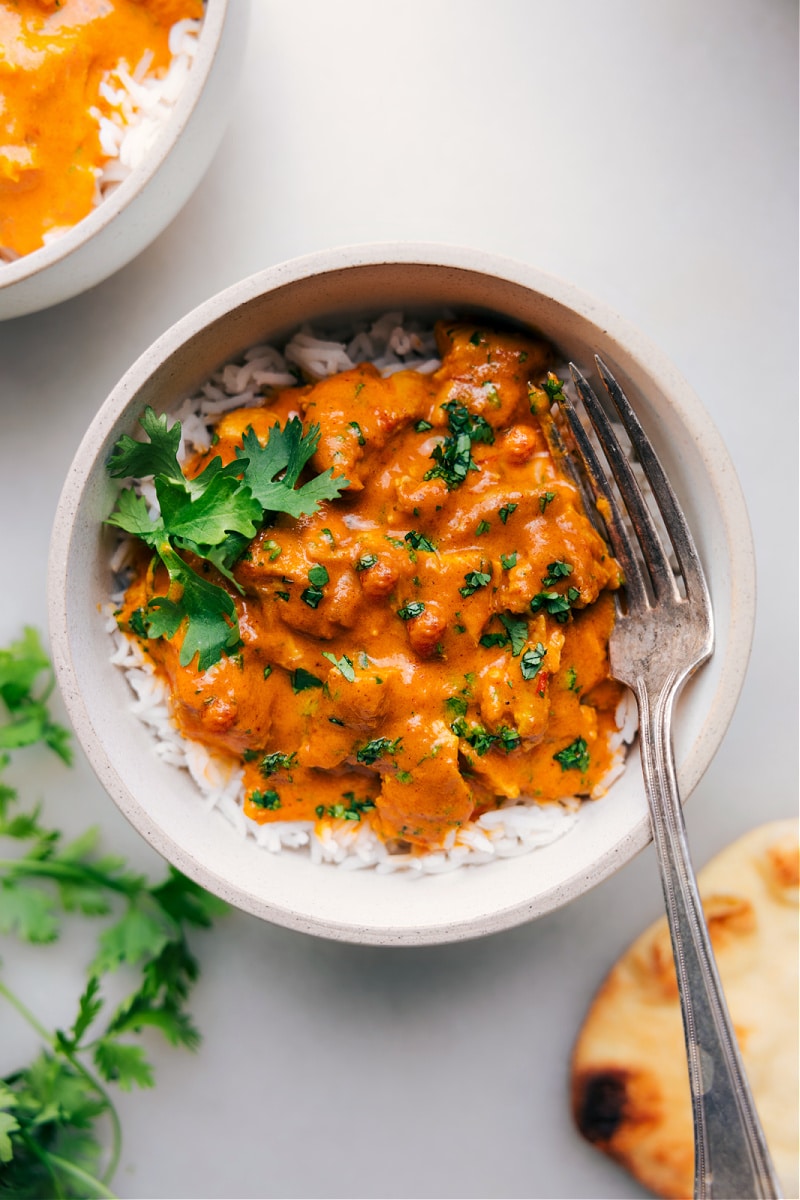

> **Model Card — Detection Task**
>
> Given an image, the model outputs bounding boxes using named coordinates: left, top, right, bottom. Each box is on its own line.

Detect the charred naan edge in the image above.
left=570, top=819, right=799, bottom=1200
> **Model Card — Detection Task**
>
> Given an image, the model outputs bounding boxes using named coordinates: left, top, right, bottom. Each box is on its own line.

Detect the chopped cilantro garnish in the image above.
left=498, top=503, right=517, bottom=524
left=128, top=607, right=148, bottom=639
left=565, top=666, right=579, bottom=692
left=301, top=563, right=330, bottom=608
left=499, top=612, right=528, bottom=656
left=321, top=652, right=355, bottom=682
left=530, top=588, right=580, bottom=623
left=405, top=530, right=436, bottom=552
left=397, top=601, right=425, bottom=620
left=257, top=751, right=296, bottom=778
left=539, top=492, right=556, bottom=513
left=424, top=401, right=495, bottom=490
left=459, top=569, right=491, bottom=597
left=520, top=642, right=547, bottom=681
left=356, top=737, right=402, bottom=765
left=479, top=632, right=508, bottom=649
left=316, top=792, right=376, bottom=822
left=355, top=553, right=378, bottom=572
left=290, top=668, right=324, bottom=693
left=249, top=788, right=281, bottom=810
left=451, top=717, right=520, bottom=756
left=476, top=519, right=491, bottom=536
left=321, top=528, right=336, bottom=547
left=542, top=373, right=565, bottom=402
left=500, top=552, right=518, bottom=570
left=414, top=419, right=433, bottom=433
left=541, top=561, right=572, bottom=586
left=349, top=420, right=366, bottom=445
left=444, top=695, right=468, bottom=718
left=553, top=736, right=590, bottom=773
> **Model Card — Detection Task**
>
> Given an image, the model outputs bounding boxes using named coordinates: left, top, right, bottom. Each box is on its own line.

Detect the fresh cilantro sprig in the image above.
left=106, top=407, right=348, bottom=670
left=0, top=629, right=227, bottom=1197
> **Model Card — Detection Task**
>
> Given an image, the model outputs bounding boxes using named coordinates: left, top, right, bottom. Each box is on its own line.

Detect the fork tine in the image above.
left=569, top=363, right=679, bottom=604
left=554, top=375, right=649, bottom=612
left=595, top=356, right=712, bottom=611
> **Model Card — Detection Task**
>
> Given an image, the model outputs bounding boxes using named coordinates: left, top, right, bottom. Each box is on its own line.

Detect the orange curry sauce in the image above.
left=120, top=323, right=627, bottom=850
left=0, top=0, right=203, bottom=258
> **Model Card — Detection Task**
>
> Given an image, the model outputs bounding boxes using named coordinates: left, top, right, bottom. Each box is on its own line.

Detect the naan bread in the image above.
left=571, top=819, right=799, bottom=1199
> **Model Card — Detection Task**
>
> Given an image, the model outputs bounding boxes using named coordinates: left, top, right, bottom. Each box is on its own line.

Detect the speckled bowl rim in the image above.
left=0, top=0, right=230, bottom=291
left=48, top=243, right=756, bottom=945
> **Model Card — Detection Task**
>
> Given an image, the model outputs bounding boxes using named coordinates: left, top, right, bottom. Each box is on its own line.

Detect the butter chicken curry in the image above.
left=116, top=323, right=627, bottom=851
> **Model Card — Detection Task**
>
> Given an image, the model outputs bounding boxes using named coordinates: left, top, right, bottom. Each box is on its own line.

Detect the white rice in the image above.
left=108, top=315, right=638, bottom=874
left=1, top=15, right=201, bottom=262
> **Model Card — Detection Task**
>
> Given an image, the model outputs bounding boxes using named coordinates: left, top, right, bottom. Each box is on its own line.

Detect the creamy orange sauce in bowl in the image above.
left=48, top=247, right=755, bottom=943
left=114, top=321, right=629, bottom=855
left=0, top=0, right=203, bottom=259
left=0, top=0, right=247, bottom=318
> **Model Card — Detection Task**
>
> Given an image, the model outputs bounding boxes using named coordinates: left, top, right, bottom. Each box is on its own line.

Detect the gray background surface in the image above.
left=0, top=2, right=797, bottom=1197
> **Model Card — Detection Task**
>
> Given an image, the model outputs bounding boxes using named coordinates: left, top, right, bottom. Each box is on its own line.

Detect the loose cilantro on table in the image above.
left=106, top=408, right=348, bottom=671
left=0, top=629, right=226, bottom=1199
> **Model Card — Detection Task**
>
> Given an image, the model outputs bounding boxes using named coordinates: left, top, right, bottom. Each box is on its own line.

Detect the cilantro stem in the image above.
left=0, top=978, right=124, bottom=1188
left=43, top=1149, right=120, bottom=1199
left=0, top=977, right=51, bottom=1042
left=0, top=857, right=140, bottom=896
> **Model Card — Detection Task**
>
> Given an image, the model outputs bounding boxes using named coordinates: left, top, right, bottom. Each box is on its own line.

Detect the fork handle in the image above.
left=636, top=678, right=782, bottom=1200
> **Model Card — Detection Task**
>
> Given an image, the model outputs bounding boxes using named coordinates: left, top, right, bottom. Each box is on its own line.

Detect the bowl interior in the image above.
left=48, top=247, right=755, bottom=944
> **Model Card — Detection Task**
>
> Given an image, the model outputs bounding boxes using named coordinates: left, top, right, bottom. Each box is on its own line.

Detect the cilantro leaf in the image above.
left=499, top=613, right=528, bottom=657
left=148, top=543, right=240, bottom=671
left=520, top=642, right=547, bottom=680
left=155, top=470, right=261, bottom=548
left=459, top=569, right=491, bottom=598
left=321, top=652, right=356, bottom=682
left=553, top=736, right=590, bottom=772
left=236, top=421, right=348, bottom=517
left=93, top=1041, right=154, bottom=1092
left=105, top=487, right=162, bottom=544
left=106, top=406, right=184, bottom=483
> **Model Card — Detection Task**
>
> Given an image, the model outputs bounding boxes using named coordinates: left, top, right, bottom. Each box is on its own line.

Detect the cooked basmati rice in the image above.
left=1, top=15, right=201, bottom=262
left=108, top=314, right=638, bottom=874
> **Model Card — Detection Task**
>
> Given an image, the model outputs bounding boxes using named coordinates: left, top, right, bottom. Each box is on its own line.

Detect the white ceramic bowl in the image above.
left=0, top=0, right=248, bottom=321
left=48, top=244, right=756, bottom=945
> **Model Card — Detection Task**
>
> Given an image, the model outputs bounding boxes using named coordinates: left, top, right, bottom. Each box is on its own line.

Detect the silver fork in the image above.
left=558, top=358, right=781, bottom=1200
